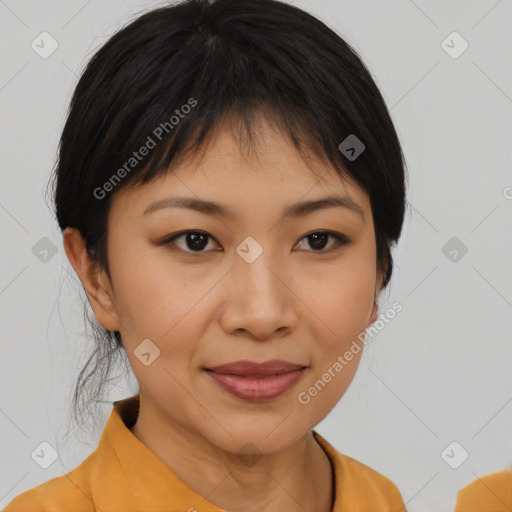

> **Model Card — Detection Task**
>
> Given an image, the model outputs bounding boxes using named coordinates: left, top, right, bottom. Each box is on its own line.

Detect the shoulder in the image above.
left=455, top=469, right=512, bottom=511
left=338, top=451, right=404, bottom=501
left=3, top=453, right=98, bottom=512
left=313, top=431, right=404, bottom=509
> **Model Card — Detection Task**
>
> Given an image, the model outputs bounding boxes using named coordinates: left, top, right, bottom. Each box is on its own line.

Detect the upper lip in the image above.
left=205, top=359, right=307, bottom=376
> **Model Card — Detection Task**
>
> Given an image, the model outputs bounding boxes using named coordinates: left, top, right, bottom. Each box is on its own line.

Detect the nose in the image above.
left=218, top=246, right=298, bottom=341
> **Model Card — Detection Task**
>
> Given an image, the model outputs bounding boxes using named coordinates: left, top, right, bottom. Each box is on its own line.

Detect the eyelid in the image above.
left=296, top=230, right=352, bottom=252
left=159, top=229, right=352, bottom=254
left=158, top=230, right=220, bottom=252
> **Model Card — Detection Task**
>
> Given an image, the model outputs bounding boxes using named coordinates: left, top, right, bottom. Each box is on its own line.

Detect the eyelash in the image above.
left=160, top=230, right=352, bottom=255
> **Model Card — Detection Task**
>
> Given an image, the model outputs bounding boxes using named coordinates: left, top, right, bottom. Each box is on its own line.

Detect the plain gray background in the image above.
left=1, top=1, right=511, bottom=510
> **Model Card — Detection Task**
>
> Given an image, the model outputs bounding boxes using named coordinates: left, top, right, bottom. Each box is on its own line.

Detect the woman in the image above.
left=4, top=0, right=408, bottom=510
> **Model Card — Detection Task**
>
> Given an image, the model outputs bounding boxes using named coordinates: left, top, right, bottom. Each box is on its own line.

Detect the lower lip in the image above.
left=205, top=369, right=306, bottom=401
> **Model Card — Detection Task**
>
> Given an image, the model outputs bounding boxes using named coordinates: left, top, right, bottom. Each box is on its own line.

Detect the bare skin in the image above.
left=63, top=114, right=384, bottom=512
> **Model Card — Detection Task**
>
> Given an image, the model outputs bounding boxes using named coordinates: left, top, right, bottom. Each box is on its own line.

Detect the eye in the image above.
left=161, top=230, right=351, bottom=254
left=295, top=231, right=352, bottom=252
left=162, top=231, right=220, bottom=253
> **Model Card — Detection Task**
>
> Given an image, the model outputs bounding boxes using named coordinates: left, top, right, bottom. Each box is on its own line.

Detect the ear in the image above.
left=368, top=269, right=385, bottom=325
left=62, top=227, right=121, bottom=332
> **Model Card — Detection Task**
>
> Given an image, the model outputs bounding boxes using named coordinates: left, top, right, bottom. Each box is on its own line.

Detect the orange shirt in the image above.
left=4, top=395, right=405, bottom=511
left=455, top=469, right=512, bottom=512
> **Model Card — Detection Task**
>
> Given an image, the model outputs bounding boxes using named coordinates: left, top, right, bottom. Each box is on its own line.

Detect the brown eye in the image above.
left=161, top=229, right=351, bottom=255
left=164, top=231, right=219, bottom=253
left=295, top=231, right=351, bottom=252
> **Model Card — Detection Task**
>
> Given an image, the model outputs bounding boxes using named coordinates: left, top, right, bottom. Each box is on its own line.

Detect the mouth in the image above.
left=203, top=360, right=308, bottom=401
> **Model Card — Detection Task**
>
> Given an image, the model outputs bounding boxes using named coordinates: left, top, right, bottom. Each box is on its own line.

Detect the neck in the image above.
left=129, top=394, right=334, bottom=512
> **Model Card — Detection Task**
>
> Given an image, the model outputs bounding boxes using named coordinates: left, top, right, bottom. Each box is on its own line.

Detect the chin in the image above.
left=196, top=415, right=310, bottom=455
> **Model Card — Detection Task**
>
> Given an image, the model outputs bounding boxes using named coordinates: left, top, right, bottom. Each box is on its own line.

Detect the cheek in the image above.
left=300, top=251, right=376, bottom=410
left=323, top=278, right=374, bottom=341
left=301, top=255, right=377, bottom=343
left=108, top=252, right=223, bottom=389
left=106, top=243, right=199, bottom=343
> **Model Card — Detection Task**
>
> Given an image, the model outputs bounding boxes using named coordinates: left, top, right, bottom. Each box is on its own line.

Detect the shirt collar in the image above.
left=98, top=394, right=342, bottom=510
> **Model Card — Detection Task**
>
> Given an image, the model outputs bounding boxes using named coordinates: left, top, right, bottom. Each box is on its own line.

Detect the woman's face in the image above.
left=88, top=117, right=382, bottom=454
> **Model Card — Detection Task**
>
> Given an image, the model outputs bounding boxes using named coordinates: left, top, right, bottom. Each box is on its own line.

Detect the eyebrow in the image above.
left=142, top=195, right=365, bottom=222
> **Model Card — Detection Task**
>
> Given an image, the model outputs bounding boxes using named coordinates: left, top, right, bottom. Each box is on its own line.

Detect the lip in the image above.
left=205, top=359, right=306, bottom=376
left=204, top=360, right=307, bottom=401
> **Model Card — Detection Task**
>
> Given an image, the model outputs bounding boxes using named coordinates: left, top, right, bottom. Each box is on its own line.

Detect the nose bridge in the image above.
left=219, top=233, right=299, bottom=341
left=221, top=234, right=296, bottom=338
left=233, top=235, right=283, bottom=301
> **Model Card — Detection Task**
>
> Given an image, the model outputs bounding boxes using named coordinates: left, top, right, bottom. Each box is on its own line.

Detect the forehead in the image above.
left=109, top=116, right=370, bottom=221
